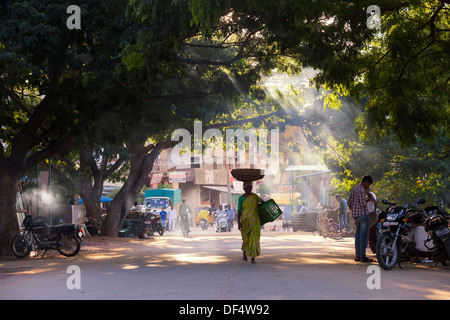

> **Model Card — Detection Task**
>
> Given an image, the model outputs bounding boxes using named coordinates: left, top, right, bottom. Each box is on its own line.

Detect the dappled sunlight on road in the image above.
left=0, top=232, right=360, bottom=272
left=80, top=238, right=132, bottom=261
left=85, top=231, right=360, bottom=268
left=1, top=230, right=449, bottom=300
left=395, top=281, right=450, bottom=300
left=274, top=254, right=353, bottom=265
left=1, top=231, right=446, bottom=273
left=258, top=232, right=356, bottom=265
left=84, top=252, right=126, bottom=260
left=0, top=253, right=78, bottom=276
left=74, top=231, right=359, bottom=267
left=0, top=266, right=59, bottom=275
left=120, top=264, right=140, bottom=270
left=163, top=253, right=228, bottom=264
left=424, top=288, right=450, bottom=300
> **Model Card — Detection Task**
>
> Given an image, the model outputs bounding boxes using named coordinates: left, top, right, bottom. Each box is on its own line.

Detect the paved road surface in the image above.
left=1, top=227, right=449, bottom=303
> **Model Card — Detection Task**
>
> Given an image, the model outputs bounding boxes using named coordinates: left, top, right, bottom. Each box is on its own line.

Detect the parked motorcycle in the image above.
left=142, top=213, right=165, bottom=236
left=215, top=212, right=229, bottom=232
left=424, top=202, right=450, bottom=267
left=376, top=198, right=450, bottom=270
left=11, top=215, right=82, bottom=258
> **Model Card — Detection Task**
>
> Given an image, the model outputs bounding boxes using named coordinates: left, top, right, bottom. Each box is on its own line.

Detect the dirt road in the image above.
left=1, top=227, right=449, bottom=301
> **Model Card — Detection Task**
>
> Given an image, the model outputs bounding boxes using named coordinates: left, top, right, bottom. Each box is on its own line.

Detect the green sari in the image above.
left=238, top=193, right=261, bottom=257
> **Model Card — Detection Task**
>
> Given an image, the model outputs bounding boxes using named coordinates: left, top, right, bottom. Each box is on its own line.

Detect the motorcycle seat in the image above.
left=48, top=224, right=76, bottom=235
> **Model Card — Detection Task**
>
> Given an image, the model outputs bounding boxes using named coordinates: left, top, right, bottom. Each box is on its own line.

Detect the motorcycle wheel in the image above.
left=58, top=234, right=81, bottom=257
left=158, top=227, right=164, bottom=236
left=11, top=234, right=31, bottom=258
left=376, top=233, right=399, bottom=270
left=441, top=259, right=450, bottom=266
left=438, top=249, right=450, bottom=266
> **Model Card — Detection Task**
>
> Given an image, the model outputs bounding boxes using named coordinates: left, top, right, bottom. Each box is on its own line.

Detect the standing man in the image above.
left=159, top=207, right=168, bottom=229
left=167, top=205, right=177, bottom=231
left=334, top=195, right=349, bottom=232
left=225, top=204, right=235, bottom=232
left=347, top=175, right=374, bottom=263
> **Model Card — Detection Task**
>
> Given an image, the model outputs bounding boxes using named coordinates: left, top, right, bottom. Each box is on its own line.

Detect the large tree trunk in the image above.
left=77, top=148, right=106, bottom=222
left=52, top=148, right=126, bottom=223
left=0, top=170, right=21, bottom=256
left=101, top=140, right=169, bottom=237
left=78, top=175, right=104, bottom=222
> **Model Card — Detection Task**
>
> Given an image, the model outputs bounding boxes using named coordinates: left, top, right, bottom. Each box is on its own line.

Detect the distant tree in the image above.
left=0, top=0, right=138, bottom=254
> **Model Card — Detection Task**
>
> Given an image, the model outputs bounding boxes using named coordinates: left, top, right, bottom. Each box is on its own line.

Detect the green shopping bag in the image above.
left=258, top=199, right=283, bottom=225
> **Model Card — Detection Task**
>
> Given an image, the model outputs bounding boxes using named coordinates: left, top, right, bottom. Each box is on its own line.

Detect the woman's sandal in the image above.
left=251, top=257, right=256, bottom=264
left=360, top=257, right=375, bottom=262
left=243, top=252, right=248, bottom=262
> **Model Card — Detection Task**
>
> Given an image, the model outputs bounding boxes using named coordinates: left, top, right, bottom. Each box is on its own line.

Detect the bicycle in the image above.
left=180, top=214, right=190, bottom=237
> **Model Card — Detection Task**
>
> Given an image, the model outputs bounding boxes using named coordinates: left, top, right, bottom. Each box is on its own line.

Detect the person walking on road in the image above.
left=347, top=175, right=374, bottom=263
left=238, top=183, right=264, bottom=264
left=159, top=208, right=168, bottom=228
left=179, top=199, right=191, bottom=234
left=225, top=204, right=235, bottom=231
left=167, top=205, right=177, bottom=231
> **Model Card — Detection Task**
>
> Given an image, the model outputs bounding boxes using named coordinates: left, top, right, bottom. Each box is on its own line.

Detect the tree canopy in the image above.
left=0, top=0, right=448, bottom=253
left=186, top=0, right=449, bottom=145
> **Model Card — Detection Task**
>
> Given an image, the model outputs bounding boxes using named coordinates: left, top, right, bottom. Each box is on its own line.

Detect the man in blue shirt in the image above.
left=225, top=204, right=236, bottom=232
left=160, top=208, right=167, bottom=228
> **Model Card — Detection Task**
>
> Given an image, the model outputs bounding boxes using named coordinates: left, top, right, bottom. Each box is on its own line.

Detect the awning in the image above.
left=285, top=164, right=329, bottom=172
left=202, top=185, right=242, bottom=194
left=285, top=164, right=331, bottom=179
left=78, top=196, right=113, bottom=204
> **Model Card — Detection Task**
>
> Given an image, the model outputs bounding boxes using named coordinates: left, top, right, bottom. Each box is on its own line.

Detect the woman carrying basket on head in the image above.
left=238, top=182, right=264, bottom=264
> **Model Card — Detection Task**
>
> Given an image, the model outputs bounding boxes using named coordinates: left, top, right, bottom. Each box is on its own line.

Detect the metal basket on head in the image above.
left=230, top=169, right=265, bottom=185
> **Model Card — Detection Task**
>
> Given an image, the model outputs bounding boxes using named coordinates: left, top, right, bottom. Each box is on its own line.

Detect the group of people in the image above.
left=215, top=205, right=236, bottom=231
left=132, top=200, right=238, bottom=233
left=220, top=178, right=380, bottom=265
left=127, top=176, right=380, bottom=265
left=127, top=188, right=262, bottom=266
left=196, top=204, right=236, bottom=231
left=324, top=175, right=379, bottom=263
left=346, top=174, right=377, bottom=263
left=322, top=175, right=378, bottom=262
left=157, top=206, right=177, bottom=231
left=130, top=201, right=178, bottom=231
